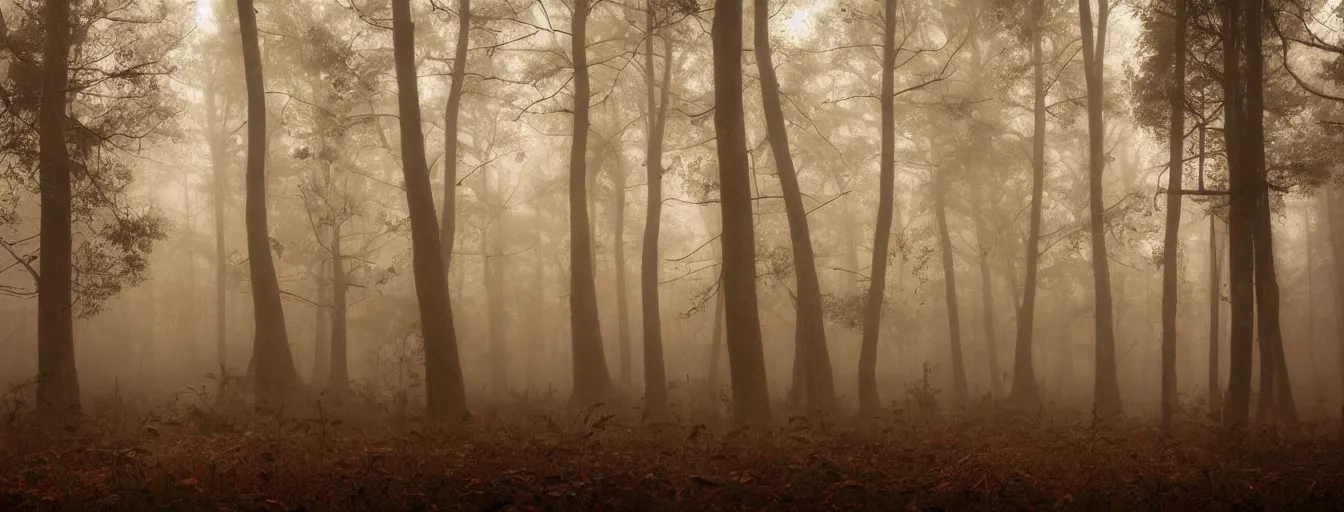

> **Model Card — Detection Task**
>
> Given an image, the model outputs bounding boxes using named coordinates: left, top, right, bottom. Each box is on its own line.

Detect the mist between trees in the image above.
left=4, top=0, right=1344, bottom=431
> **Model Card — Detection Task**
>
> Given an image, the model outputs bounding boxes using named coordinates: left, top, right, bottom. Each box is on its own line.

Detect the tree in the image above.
left=712, top=0, right=771, bottom=425
left=390, top=0, right=467, bottom=420
left=441, top=0, right=468, bottom=275
left=567, top=0, right=613, bottom=408
left=640, top=0, right=673, bottom=422
left=36, top=0, right=78, bottom=417
left=237, top=0, right=300, bottom=408
left=857, top=0, right=898, bottom=415
left=755, top=0, right=835, bottom=412
left=933, top=162, right=969, bottom=403
left=1077, top=0, right=1122, bottom=417
left=1221, top=0, right=1255, bottom=427
left=1160, top=0, right=1188, bottom=432
left=1008, top=0, right=1048, bottom=407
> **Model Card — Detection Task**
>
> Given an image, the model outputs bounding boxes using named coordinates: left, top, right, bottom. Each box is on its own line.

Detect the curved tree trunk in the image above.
left=1221, top=0, right=1255, bottom=428
left=391, top=0, right=467, bottom=420
left=238, top=0, right=299, bottom=410
left=754, top=0, right=834, bottom=412
left=1160, top=0, right=1187, bottom=432
left=440, top=0, right=468, bottom=274
left=640, top=7, right=671, bottom=422
left=1078, top=0, right=1122, bottom=417
left=712, top=0, right=771, bottom=426
left=568, top=0, right=613, bottom=407
left=1008, top=0, right=1046, bottom=407
left=858, top=0, right=898, bottom=415
left=934, top=174, right=968, bottom=404
left=37, top=0, right=79, bottom=418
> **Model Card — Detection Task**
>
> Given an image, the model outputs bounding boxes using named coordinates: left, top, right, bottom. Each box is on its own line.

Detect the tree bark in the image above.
left=440, top=0, right=468, bottom=274
left=754, top=0, right=834, bottom=412
left=858, top=0, right=898, bottom=415
left=391, top=0, right=467, bottom=420
left=934, top=173, right=968, bottom=403
left=1078, top=0, right=1122, bottom=417
left=1328, top=190, right=1344, bottom=406
left=1008, top=0, right=1046, bottom=407
left=1221, top=0, right=1255, bottom=428
left=37, top=0, right=79, bottom=418
left=313, top=260, right=330, bottom=386
left=712, top=0, right=772, bottom=426
left=1208, top=212, right=1223, bottom=418
left=1160, top=0, right=1187, bottom=432
left=641, top=6, right=671, bottom=421
left=568, top=0, right=613, bottom=407
left=484, top=177, right=507, bottom=395
left=238, top=0, right=299, bottom=410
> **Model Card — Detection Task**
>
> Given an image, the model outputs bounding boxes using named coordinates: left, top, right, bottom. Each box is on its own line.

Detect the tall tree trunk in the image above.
left=330, top=220, right=348, bottom=397
left=754, top=0, right=834, bottom=412
left=614, top=146, right=631, bottom=388
left=238, top=0, right=299, bottom=409
left=1221, top=0, right=1255, bottom=428
left=37, top=0, right=78, bottom=418
left=1078, top=0, right=1122, bottom=417
left=485, top=214, right=507, bottom=395
left=972, top=199, right=1003, bottom=398
left=1243, top=0, right=1297, bottom=425
left=641, top=8, right=671, bottom=421
left=934, top=173, right=968, bottom=403
left=1160, top=0, right=1187, bottom=432
left=707, top=274, right=725, bottom=394
left=1208, top=212, right=1223, bottom=418
left=391, top=0, right=467, bottom=420
left=312, top=261, right=330, bottom=385
left=568, top=0, right=613, bottom=407
left=712, top=0, right=772, bottom=425
left=207, top=89, right=229, bottom=372
left=858, top=0, right=898, bottom=415
left=1008, top=0, right=1046, bottom=406
left=440, top=0, right=468, bottom=273
left=1328, top=190, right=1344, bottom=406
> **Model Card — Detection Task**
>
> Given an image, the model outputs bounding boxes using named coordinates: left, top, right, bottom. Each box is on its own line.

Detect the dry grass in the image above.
left=1, top=387, right=1343, bottom=511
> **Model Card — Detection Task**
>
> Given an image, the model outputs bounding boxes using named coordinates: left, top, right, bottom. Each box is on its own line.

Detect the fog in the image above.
left=2, top=0, right=1342, bottom=429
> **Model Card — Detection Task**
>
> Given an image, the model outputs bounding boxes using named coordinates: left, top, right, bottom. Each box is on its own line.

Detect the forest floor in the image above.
left=2, top=391, right=1343, bottom=511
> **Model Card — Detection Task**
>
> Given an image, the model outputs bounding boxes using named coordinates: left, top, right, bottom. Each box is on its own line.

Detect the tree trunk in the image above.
left=484, top=173, right=507, bottom=395
left=391, top=0, right=467, bottom=420
left=972, top=199, right=1003, bottom=398
left=712, top=0, right=771, bottom=426
left=641, top=7, right=671, bottom=421
left=707, top=273, right=725, bottom=395
left=568, top=0, right=613, bottom=408
left=858, top=0, right=898, bottom=415
left=312, top=261, right=330, bottom=385
left=1008, top=0, right=1046, bottom=407
left=615, top=144, right=631, bottom=389
left=754, top=0, right=834, bottom=412
left=1242, top=0, right=1297, bottom=425
left=934, top=173, right=969, bottom=403
left=1221, top=0, right=1255, bottom=428
left=1328, top=190, right=1344, bottom=406
left=330, top=220, right=349, bottom=398
left=207, top=89, right=229, bottom=373
left=1078, top=0, right=1122, bottom=417
left=440, top=0, right=468, bottom=274
left=1208, top=212, right=1223, bottom=418
left=238, top=0, right=299, bottom=410
left=1160, top=0, right=1187, bottom=432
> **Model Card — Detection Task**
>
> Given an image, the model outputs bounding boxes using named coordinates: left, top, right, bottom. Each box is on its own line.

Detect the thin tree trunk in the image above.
left=641, top=7, right=671, bottom=421
left=568, top=0, right=613, bottom=407
left=934, top=174, right=968, bottom=403
left=1208, top=212, right=1223, bottom=418
left=440, top=0, right=468, bottom=274
left=972, top=199, right=1003, bottom=398
left=207, top=90, right=229, bottom=372
left=330, top=220, right=348, bottom=397
left=485, top=210, right=507, bottom=395
left=712, top=0, right=771, bottom=425
left=858, top=0, right=898, bottom=415
left=238, top=0, right=299, bottom=409
left=1222, top=0, right=1255, bottom=428
left=313, top=261, right=330, bottom=385
left=391, top=0, right=467, bottom=420
left=754, top=0, right=834, bottom=412
left=1078, top=0, right=1122, bottom=417
left=615, top=145, right=631, bottom=388
left=1008, top=0, right=1046, bottom=407
left=1160, top=0, right=1187, bottom=432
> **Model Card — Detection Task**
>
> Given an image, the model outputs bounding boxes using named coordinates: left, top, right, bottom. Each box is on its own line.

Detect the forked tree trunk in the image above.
left=1008, top=0, right=1046, bottom=407
left=754, top=0, right=834, bottom=412
left=238, top=0, right=299, bottom=410
left=390, top=0, right=467, bottom=420
left=37, top=0, right=79, bottom=418
left=972, top=199, right=1002, bottom=398
left=1221, top=0, right=1255, bottom=428
left=712, top=0, right=771, bottom=426
left=641, top=5, right=672, bottom=422
left=440, top=0, right=469, bottom=273
left=934, top=172, right=969, bottom=403
left=858, top=0, right=898, bottom=415
left=568, top=0, right=613, bottom=407
left=1160, top=0, right=1187, bottom=432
